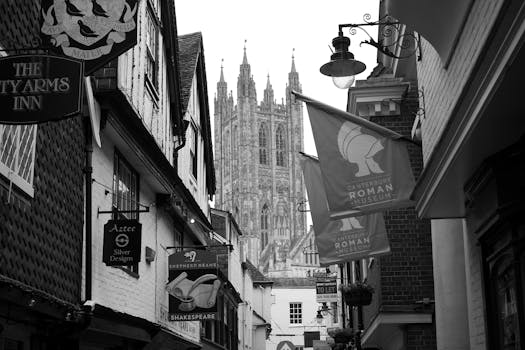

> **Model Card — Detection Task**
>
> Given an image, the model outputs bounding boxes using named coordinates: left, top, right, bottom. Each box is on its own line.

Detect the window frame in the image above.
left=259, top=124, right=268, bottom=165
left=189, top=122, right=198, bottom=180
left=144, top=2, right=160, bottom=101
left=0, top=124, right=37, bottom=197
left=276, top=125, right=286, bottom=167
left=112, top=150, right=140, bottom=276
left=289, top=302, right=303, bottom=324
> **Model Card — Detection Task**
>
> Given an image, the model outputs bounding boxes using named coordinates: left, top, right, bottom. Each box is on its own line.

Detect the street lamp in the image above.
left=320, top=15, right=420, bottom=89
left=315, top=302, right=333, bottom=325
left=319, top=31, right=365, bottom=89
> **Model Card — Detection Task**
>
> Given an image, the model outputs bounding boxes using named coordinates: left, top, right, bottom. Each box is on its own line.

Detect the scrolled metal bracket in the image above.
left=340, top=14, right=421, bottom=61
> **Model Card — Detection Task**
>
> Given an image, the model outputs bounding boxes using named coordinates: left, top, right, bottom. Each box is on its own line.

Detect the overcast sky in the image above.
left=175, top=0, right=380, bottom=158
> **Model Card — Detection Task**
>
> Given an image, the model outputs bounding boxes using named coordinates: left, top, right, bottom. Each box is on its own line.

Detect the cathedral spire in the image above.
left=288, top=48, right=301, bottom=94
left=263, top=73, right=274, bottom=109
left=220, top=58, right=225, bottom=82
left=242, top=39, right=248, bottom=65
left=291, top=48, right=296, bottom=73
left=238, top=39, right=256, bottom=99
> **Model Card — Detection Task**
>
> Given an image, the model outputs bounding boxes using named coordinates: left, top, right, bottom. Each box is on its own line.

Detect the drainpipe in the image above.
left=83, top=116, right=93, bottom=301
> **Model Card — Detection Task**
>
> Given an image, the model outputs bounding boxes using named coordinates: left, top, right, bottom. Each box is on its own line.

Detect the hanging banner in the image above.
left=167, top=250, right=221, bottom=321
left=295, top=91, right=415, bottom=219
left=40, top=0, right=139, bottom=75
left=0, top=54, right=83, bottom=124
left=300, top=153, right=391, bottom=265
left=316, top=279, right=338, bottom=303
left=102, top=219, right=142, bottom=266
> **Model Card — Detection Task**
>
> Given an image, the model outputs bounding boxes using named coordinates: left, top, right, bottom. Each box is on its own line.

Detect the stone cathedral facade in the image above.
left=214, top=47, right=308, bottom=276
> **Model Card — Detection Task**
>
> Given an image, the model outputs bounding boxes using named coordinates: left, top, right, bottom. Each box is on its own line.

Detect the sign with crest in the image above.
left=40, top=0, right=139, bottom=75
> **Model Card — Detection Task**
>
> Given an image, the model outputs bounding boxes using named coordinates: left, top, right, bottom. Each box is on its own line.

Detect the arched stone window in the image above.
left=261, top=203, right=269, bottom=250
left=233, top=125, right=238, bottom=170
left=276, top=125, right=286, bottom=167
left=224, top=130, right=230, bottom=174
left=259, top=124, right=268, bottom=165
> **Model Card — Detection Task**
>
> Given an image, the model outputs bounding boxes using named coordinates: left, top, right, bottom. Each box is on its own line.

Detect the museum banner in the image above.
left=294, top=91, right=415, bottom=219
left=300, top=153, right=390, bottom=265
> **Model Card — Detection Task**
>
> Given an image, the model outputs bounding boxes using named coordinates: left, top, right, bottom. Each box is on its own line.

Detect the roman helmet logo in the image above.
left=338, top=217, right=363, bottom=232
left=337, top=121, right=384, bottom=177
left=41, top=0, right=137, bottom=62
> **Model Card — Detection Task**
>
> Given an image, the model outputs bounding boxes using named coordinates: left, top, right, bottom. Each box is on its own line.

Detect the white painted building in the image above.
left=81, top=2, right=216, bottom=348
left=268, top=279, right=338, bottom=350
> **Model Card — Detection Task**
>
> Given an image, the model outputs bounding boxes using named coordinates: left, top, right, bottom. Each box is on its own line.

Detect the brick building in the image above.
left=340, top=70, right=436, bottom=350
left=0, top=1, right=85, bottom=348
left=0, top=1, right=224, bottom=349
left=376, top=0, right=525, bottom=349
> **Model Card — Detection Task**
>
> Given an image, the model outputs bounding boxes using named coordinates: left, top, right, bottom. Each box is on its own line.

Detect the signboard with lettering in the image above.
left=316, top=279, right=338, bottom=303
left=167, top=250, right=221, bottom=321
left=102, top=219, right=142, bottom=266
left=0, top=54, right=83, bottom=124
left=40, top=0, right=139, bottom=75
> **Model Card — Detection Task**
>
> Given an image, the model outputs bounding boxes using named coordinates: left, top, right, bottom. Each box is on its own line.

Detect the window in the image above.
left=145, top=4, right=159, bottom=93
left=259, top=124, right=268, bottom=165
left=112, top=151, right=139, bottom=274
left=261, top=204, right=269, bottom=250
left=233, top=126, right=238, bottom=171
left=289, top=302, right=302, bottom=324
left=0, top=124, right=37, bottom=197
left=276, top=125, right=286, bottom=167
left=189, top=123, right=198, bottom=179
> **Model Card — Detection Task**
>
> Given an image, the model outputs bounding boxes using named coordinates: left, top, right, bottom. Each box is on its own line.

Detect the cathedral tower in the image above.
left=214, top=46, right=307, bottom=276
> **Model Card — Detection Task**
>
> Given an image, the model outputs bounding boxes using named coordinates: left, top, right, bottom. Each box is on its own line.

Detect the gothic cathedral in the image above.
left=214, top=46, right=307, bottom=276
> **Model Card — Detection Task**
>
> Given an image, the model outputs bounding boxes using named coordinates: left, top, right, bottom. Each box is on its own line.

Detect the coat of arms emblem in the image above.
left=41, top=0, right=138, bottom=74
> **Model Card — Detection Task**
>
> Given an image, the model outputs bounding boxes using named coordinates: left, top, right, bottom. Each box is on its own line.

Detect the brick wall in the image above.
left=407, top=324, right=437, bottom=350
left=369, top=82, right=434, bottom=308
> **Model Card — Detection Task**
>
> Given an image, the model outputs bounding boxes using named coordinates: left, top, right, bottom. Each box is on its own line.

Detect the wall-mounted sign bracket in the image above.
left=97, top=206, right=150, bottom=217
left=166, top=244, right=233, bottom=251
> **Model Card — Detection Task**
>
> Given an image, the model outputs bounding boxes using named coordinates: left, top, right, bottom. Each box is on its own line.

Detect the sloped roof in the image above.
left=272, top=277, right=317, bottom=288
left=177, top=32, right=202, bottom=113
left=243, top=260, right=273, bottom=285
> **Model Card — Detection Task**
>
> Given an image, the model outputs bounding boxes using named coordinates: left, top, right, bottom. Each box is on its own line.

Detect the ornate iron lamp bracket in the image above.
left=339, top=14, right=421, bottom=61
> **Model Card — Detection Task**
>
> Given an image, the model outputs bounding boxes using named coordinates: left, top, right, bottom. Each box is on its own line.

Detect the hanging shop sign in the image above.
left=167, top=250, right=221, bottom=321
left=103, top=219, right=142, bottom=266
left=316, top=279, right=338, bottom=303
left=40, top=0, right=139, bottom=75
left=0, top=54, right=83, bottom=124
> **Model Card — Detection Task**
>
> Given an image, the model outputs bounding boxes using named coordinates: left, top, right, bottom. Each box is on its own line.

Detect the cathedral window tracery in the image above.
left=276, top=125, right=286, bottom=167
left=259, top=124, right=268, bottom=165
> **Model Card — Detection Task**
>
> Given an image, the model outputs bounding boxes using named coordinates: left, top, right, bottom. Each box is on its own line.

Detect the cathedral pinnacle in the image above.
left=291, top=48, right=296, bottom=73
left=220, top=58, right=225, bottom=82
left=242, top=39, right=248, bottom=65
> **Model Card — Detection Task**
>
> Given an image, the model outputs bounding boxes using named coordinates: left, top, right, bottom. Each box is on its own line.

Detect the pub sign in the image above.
left=0, top=54, right=83, bottom=124
left=103, top=219, right=142, bottom=266
left=167, top=250, right=221, bottom=321
left=40, top=0, right=139, bottom=75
